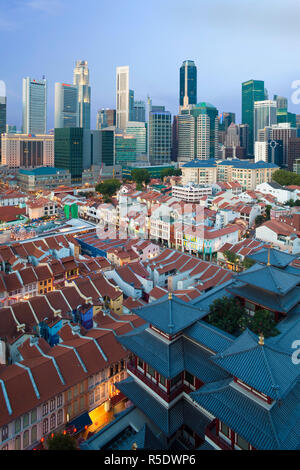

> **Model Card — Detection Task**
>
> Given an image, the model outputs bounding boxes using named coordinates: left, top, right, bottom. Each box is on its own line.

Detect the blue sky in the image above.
left=1, top=0, right=300, bottom=130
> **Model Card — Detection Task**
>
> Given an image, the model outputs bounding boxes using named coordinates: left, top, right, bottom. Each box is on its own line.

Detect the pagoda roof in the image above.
left=132, top=295, right=204, bottom=335
left=184, top=320, right=235, bottom=353
left=190, top=378, right=300, bottom=450
left=118, top=326, right=228, bottom=382
left=116, top=377, right=210, bottom=438
left=227, top=283, right=300, bottom=313
left=232, top=263, right=300, bottom=296
left=212, top=329, right=300, bottom=400
left=247, top=248, right=298, bottom=268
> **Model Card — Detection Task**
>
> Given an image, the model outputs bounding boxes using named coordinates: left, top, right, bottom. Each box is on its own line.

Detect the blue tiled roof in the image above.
left=132, top=296, right=204, bottom=335
left=227, top=283, right=300, bottom=313
left=248, top=248, right=298, bottom=268
left=18, top=167, right=67, bottom=175
left=233, top=263, right=300, bottom=296
left=116, top=377, right=210, bottom=438
left=191, top=378, right=300, bottom=450
left=118, top=325, right=229, bottom=382
left=185, top=320, right=235, bottom=353
left=182, top=159, right=217, bottom=168
left=191, top=279, right=233, bottom=311
left=212, top=329, right=300, bottom=400
left=182, top=159, right=278, bottom=170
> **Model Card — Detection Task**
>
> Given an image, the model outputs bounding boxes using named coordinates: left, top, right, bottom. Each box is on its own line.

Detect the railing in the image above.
left=205, top=419, right=232, bottom=451
left=128, top=363, right=193, bottom=403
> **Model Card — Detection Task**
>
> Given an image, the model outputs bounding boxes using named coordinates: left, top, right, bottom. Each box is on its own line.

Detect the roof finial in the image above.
left=132, top=442, right=138, bottom=450
left=258, top=333, right=264, bottom=346
left=267, top=244, right=272, bottom=266
left=168, top=292, right=172, bottom=300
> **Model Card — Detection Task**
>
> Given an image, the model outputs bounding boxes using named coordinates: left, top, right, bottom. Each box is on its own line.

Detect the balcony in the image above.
left=205, top=419, right=232, bottom=450
left=127, top=363, right=194, bottom=404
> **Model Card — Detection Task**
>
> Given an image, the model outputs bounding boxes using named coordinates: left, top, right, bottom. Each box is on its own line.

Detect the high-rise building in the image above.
left=1, top=133, right=54, bottom=168
left=0, top=96, right=6, bottom=135
left=132, top=100, right=146, bottom=122
left=179, top=60, right=197, bottom=108
left=171, top=115, right=179, bottom=162
left=254, top=100, right=277, bottom=142
left=54, top=127, right=84, bottom=182
left=254, top=140, right=283, bottom=166
left=149, top=106, right=172, bottom=165
left=73, top=60, right=91, bottom=129
left=100, top=128, right=115, bottom=166
left=116, top=66, right=130, bottom=130
left=225, top=123, right=240, bottom=147
left=242, top=79, right=265, bottom=155
left=6, top=125, right=17, bottom=134
left=219, top=112, right=236, bottom=132
left=288, top=138, right=300, bottom=172
left=274, top=95, right=288, bottom=110
left=96, top=109, right=116, bottom=130
left=115, top=133, right=136, bottom=165
left=271, top=123, right=297, bottom=166
left=22, top=77, right=47, bottom=134
left=238, top=124, right=249, bottom=155
left=177, top=102, right=219, bottom=164
left=126, top=121, right=147, bottom=156
left=54, top=83, right=79, bottom=128
left=129, top=89, right=135, bottom=121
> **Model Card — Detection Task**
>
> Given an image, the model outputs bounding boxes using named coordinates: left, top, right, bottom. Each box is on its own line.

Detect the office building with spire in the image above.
left=180, top=60, right=197, bottom=108
left=73, top=60, right=91, bottom=129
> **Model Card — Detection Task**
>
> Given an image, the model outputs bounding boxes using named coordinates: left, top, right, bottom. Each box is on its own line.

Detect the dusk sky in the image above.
left=1, top=0, right=300, bottom=130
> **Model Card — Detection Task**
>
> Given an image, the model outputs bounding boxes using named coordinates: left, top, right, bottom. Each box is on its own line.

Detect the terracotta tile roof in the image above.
left=34, top=265, right=53, bottom=281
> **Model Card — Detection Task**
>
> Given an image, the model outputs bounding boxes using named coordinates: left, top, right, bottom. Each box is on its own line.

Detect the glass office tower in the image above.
left=54, top=83, right=79, bottom=128
left=149, top=107, right=172, bottom=165
left=254, top=100, right=277, bottom=142
left=180, top=60, right=197, bottom=107
left=242, top=79, right=265, bottom=155
left=73, top=60, right=91, bottom=129
left=22, top=77, right=47, bottom=134
left=54, top=127, right=84, bottom=182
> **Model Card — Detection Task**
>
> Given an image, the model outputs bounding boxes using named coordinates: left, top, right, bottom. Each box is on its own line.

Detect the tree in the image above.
left=131, top=169, right=150, bottom=190
left=160, top=168, right=182, bottom=180
left=223, top=250, right=240, bottom=265
left=272, top=169, right=300, bottom=187
left=46, top=433, right=78, bottom=451
left=248, top=309, right=279, bottom=338
left=255, top=215, right=265, bottom=227
left=265, top=205, right=272, bottom=221
left=95, top=179, right=121, bottom=202
left=242, top=257, right=256, bottom=270
left=207, top=296, right=248, bottom=334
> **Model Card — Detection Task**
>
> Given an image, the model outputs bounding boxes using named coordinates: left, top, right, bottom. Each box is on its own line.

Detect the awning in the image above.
left=68, top=412, right=92, bottom=433
left=110, top=392, right=126, bottom=407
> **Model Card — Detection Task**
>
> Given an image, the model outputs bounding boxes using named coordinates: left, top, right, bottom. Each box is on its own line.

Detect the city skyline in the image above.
left=1, top=0, right=300, bottom=130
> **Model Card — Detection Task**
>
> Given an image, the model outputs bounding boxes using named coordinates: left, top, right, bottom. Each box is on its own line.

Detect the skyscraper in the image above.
left=132, top=100, right=146, bottom=122
left=242, top=79, right=265, bottom=155
left=116, top=66, right=130, bottom=130
left=54, top=83, right=79, bottom=128
left=254, top=100, right=277, bottom=142
left=149, top=106, right=172, bottom=165
left=22, top=77, right=47, bottom=134
left=177, top=102, right=219, bottom=163
left=96, top=109, right=116, bottom=130
left=73, top=60, right=91, bottom=129
left=0, top=96, right=6, bottom=135
left=126, top=121, right=147, bottom=156
left=54, top=127, right=84, bottom=182
left=180, top=60, right=197, bottom=108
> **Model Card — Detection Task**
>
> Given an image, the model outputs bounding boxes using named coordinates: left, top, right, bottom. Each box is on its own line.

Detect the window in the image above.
left=50, top=399, right=55, bottom=412
left=15, top=436, right=21, bottom=450
left=236, top=434, right=249, bottom=450
left=50, top=414, right=56, bottom=430
left=15, top=418, right=21, bottom=434
left=23, top=430, right=29, bottom=449
left=89, top=392, right=94, bottom=406
left=220, top=422, right=230, bottom=437
left=185, top=371, right=194, bottom=386
left=80, top=396, right=85, bottom=411
left=170, top=374, right=182, bottom=389
left=57, top=394, right=63, bottom=408
left=73, top=400, right=78, bottom=415
left=42, top=403, right=48, bottom=416
left=57, top=409, right=63, bottom=426
left=159, top=375, right=167, bottom=387
left=80, top=382, right=85, bottom=394
left=31, top=426, right=37, bottom=444
left=137, top=358, right=144, bottom=370
left=42, top=419, right=48, bottom=435
left=73, top=385, right=78, bottom=398
left=147, top=364, right=156, bottom=378
left=67, top=390, right=72, bottom=402
left=95, top=386, right=100, bottom=402
left=23, top=413, right=29, bottom=428
left=1, top=425, right=8, bottom=442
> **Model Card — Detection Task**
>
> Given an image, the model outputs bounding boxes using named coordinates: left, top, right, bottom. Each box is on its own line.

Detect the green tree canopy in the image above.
left=207, top=296, right=247, bottom=334
left=242, top=257, right=256, bottom=270
left=131, top=169, right=150, bottom=189
left=46, top=433, right=77, bottom=451
left=223, top=250, right=240, bottom=265
left=160, top=168, right=182, bottom=180
left=272, top=169, right=300, bottom=187
left=95, top=179, right=121, bottom=202
left=248, top=309, right=279, bottom=338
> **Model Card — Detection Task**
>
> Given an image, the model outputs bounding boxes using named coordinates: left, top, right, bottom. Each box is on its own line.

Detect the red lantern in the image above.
left=73, top=428, right=77, bottom=433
